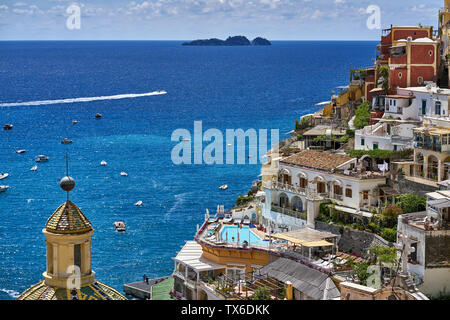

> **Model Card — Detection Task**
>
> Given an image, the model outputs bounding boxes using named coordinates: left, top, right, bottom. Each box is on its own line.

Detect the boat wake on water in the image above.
left=0, top=90, right=167, bottom=107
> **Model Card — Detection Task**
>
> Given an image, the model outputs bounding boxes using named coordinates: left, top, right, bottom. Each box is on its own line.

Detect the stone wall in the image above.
left=394, top=175, right=437, bottom=197
left=315, top=221, right=392, bottom=258
left=425, top=230, right=450, bottom=268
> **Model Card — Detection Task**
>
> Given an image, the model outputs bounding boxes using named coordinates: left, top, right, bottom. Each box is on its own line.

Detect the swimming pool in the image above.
left=221, top=225, right=269, bottom=247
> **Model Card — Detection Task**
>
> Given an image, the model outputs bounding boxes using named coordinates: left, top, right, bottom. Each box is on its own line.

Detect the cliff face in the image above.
left=182, top=36, right=271, bottom=46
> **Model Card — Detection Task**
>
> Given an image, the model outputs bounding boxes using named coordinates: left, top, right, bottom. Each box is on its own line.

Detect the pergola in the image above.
left=271, top=228, right=338, bottom=261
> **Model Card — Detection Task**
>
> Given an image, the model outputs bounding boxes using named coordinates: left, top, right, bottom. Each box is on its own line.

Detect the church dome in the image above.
left=17, top=280, right=127, bottom=300
left=45, top=200, right=93, bottom=234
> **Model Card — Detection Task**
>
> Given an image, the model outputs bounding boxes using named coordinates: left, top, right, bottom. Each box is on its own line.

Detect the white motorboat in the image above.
left=95, top=113, right=102, bottom=119
left=3, top=124, right=13, bottom=130
left=113, top=221, right=126, bottom=232
left=219, top=184, right=228, bottom=190
left=61, top=138, right=73, bottom=144
left=36, top=155, right=49, bottom=162
left=16, top=149, right=26, bottom=154
left=72, top=120, right=78, bottom=124
left=0, top=185, right=9, bottom=193
left=100, top=161, right=107, bottom=166
left=30, top=165, right=37, bottom=171
left=135, top=201, right=143, bottom=207
left=0, top=173, right=9, bottom=180
left=120, top=172, right=128, bottom=177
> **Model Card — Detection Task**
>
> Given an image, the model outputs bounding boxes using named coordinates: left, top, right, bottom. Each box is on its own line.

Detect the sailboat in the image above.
left=100, top=160, right=107, bottom=166
left=30, top=165, right=37, bottom=171
left=135, top=200, right=143, bottom=207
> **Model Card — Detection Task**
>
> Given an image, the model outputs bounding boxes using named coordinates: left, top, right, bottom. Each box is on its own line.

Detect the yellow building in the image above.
left=440, top=1, right=450, bottom=57
left=17, top=176, right=127, bottom=300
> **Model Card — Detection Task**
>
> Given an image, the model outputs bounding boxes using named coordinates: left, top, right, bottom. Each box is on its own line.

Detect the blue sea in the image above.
left=0, top=41, right=376, bottom=299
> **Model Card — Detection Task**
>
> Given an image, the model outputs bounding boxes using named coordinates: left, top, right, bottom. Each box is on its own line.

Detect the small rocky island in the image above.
left=182, top=36, right=271, bottom=46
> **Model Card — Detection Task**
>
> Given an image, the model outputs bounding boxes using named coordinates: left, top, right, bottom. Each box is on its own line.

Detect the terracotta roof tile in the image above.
left=281, top=150, right=354, bottom=171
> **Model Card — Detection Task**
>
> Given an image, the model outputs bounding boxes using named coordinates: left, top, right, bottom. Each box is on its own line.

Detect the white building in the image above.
left=262, top=150, right=391, bottom=232
left=397, top=190, right=450, bottom=297
left=355, top=120, right=417, bottom=151
left=397, top=84, right=450, bottom=122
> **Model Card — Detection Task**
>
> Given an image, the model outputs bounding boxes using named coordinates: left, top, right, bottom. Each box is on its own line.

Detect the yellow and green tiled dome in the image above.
left=17, top=280, right=127, bottom=300
left=45, top=200, right=93, bottom=234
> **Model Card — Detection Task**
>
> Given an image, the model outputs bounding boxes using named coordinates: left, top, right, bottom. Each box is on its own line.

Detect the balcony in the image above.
left=270, top=181, right=306, bottom=195
left=271, top=205, right=307, bottom=220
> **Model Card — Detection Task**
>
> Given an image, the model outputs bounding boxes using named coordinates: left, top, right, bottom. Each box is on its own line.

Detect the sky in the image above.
left=0, top=0, right=443, bottom=40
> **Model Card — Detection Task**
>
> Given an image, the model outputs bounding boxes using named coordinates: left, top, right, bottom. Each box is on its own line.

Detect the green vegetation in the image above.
left=250, top=286, right=272, bottom=300
left=353, top=101, right=371, bottom=130
left=379, top=206, right=403, bottom=229
left=381, top=228, right=397, bottom=243
left=345, top=149, right=413, bottom=161
left=236, top=195, right=255, bottom=207
left=313, top=134, right=350, bottom=145
left=378, top=65, right=390, bottom=94
left=353, top=262, right=372, bottom=286
left=295, top=115, right=312, bottom=131
left=316, top=203, right=399, bottom=243
left=346, top=149, right=393, bottom=160
left=370, top=246, right=397, bottom=265
left=395, top=194, right=426, bottom=214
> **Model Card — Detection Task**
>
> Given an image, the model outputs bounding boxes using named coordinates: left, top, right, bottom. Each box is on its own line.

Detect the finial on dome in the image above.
left=61, top=150, right=75, bottom=199
left=60, top=176, right=75, bottom=192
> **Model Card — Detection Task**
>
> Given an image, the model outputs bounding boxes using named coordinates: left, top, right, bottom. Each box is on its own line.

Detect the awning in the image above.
left=302, top=240, right=334, bottom=248
left=174, top=241, right=225, bottom=272
left=370, top=88, right=384, bottom=93
left=334, top=205, right=357, bottom=214
left=428, top=198, right=450, bottom=209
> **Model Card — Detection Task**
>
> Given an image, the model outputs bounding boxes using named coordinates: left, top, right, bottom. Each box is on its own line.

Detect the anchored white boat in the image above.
left=100, top=160, right=107, bottom=166
left=113, top=221, right=126, bottom=232
left=30, top=165, right=37, bottom=171
left=95, top=113, right=102, bottom=119
left=0, top=173, right=9, bottom=180
left=36, top=155, right=49, bottom=162
left=219, top=184, right=228, bottom=190
left=135, top=201, right=143, bottom=207
left=72, top=120, right=78, bottom=124
left=0, top=185, right=9, bottom=193
left=120, top=172, right=128, bottom=177
left=16, top=149, right=26, bottom=154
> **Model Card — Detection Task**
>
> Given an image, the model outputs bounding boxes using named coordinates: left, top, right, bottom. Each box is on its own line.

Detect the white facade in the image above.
left=397, top=84, right=450, bottom=122
left=355, top=122, right=415, bottom=151
left=263, top=159, right=387, bottom=232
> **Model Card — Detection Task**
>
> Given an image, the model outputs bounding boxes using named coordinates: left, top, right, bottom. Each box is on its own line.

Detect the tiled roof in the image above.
left=17, top=281, right=127, bottom=300
left=45, top=201, right=93, bottom=234
left=281, top=150, right=354, bottom=171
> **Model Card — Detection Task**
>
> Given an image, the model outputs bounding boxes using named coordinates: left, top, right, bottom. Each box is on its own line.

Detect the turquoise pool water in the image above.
left=221, top=226, right=269, bottom=247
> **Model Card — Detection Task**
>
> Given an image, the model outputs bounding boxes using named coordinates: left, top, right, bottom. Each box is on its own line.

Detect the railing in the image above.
left=270, top=181, right=306, bottom=195
left=332, top=194, right=343, bottom=201
left=271, top=205, right=307, bottom=220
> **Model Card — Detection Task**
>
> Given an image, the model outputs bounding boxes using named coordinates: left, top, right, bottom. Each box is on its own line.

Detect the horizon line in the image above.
left=0, top=39, right=380, bottom=42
